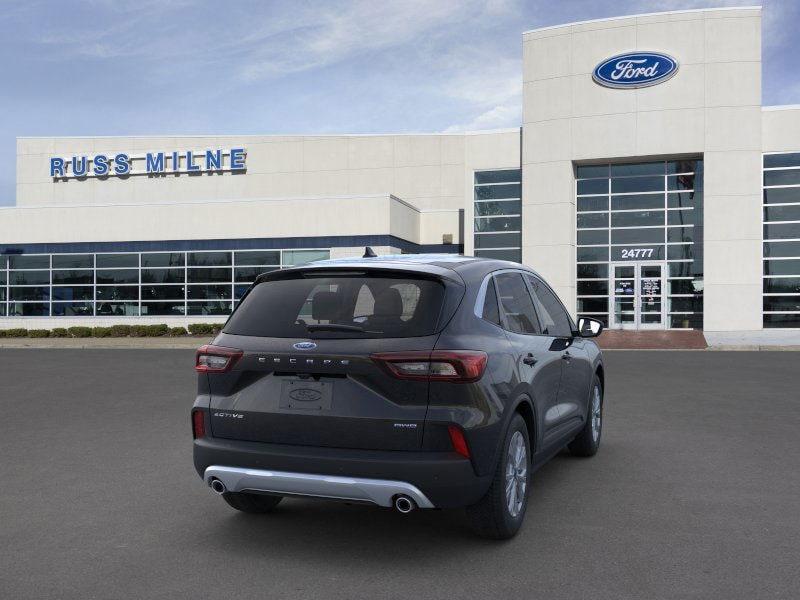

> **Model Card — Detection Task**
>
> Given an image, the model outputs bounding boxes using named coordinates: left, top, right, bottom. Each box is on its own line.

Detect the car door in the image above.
left=492, top=271, right=564, bottom=439
left=526, top=274, right=593, bottom=429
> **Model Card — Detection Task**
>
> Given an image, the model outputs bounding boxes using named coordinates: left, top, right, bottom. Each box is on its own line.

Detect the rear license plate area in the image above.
left=279, top=380, right=333, bottom=410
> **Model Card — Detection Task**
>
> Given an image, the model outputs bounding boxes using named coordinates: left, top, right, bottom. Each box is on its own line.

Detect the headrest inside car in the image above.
left=372, top=288, right=403, bottom=317
left=311, top=291, right=340, bottom=321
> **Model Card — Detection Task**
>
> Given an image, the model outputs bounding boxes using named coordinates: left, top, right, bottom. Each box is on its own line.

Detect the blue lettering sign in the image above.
left=593, top=52, right=678, bottom=89
left=93, top=154, right=109, bottom=176
left=146, top=152, right=165, bottom=173
left=50, top=158, right=65, bottom=177
left=114, top=153, right=130, bottom=175
left=230, top=147, right=246, bottom=170
left=205, top=149, right=222, bottom=170
left=171, top=151, right=180, bottom=172
left=72, top=156, right=88, bottom=177
left=186, top=150, right=200, bottom=172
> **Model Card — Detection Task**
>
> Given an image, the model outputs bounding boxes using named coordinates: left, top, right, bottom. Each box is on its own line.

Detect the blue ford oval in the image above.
left=593, top=51, right=678, bottom=89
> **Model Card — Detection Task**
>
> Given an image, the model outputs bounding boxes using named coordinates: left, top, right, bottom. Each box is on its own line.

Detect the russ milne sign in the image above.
left=592, top=52, right=678, bottom=89
left=49, top=148, right=246, bottom=179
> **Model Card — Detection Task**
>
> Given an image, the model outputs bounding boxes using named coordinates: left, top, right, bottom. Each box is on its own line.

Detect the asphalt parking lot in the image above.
left=1, top=349, right=799, bottom=599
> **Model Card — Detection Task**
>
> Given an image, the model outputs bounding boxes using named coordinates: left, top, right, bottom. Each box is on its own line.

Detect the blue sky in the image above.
left=1, top=0, right=798, bottom=206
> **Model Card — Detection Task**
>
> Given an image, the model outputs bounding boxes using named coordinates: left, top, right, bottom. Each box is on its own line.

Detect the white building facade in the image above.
left=2, top=6, right=799, bottom=337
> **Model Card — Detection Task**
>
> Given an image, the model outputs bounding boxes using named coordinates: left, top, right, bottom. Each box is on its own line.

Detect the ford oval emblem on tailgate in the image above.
left=288, top=388, right=323, bottom=402
left=293, top=341, right=317, bottom=350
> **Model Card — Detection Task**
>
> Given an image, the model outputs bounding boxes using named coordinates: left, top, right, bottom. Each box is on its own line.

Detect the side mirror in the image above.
left=577, top=317, right=604, bottom=338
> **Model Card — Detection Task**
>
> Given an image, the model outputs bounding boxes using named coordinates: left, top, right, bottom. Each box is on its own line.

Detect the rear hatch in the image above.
left=203, top=266, right=463, bottom=451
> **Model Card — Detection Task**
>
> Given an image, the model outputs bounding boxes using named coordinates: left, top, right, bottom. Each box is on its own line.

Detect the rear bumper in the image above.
left=194, top=437, right=492, bottom=508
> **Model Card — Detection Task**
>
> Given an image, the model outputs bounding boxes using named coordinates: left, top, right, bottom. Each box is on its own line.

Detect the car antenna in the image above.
left=363, top=246, right=377, bottom=258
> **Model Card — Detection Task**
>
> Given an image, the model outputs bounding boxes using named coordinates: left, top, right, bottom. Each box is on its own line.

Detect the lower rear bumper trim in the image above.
left=203, top=465, right=436, bottom=508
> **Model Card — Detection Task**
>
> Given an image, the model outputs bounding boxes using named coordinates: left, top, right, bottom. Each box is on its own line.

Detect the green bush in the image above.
left=51, top=328, right=69, bottom=338
left=91, top=327, right=112, bottom=338
left=168, top=326, right=188, bottom=337
left=145, top=324, right=169, bottom=337
left=28, top=329, right=51, bottom=338
left=211, top=323, right=225, bottom=334
left=0, top=330, right=5, bottom=338
left=68, top=326, right=92, bottom=338
left=130, top=325, right=148, bottom=338
left=109, top=324, right=132, bottom=337
left=188, top=323, right=214, bottom=335
left=4, top=328, right=28, bottom=338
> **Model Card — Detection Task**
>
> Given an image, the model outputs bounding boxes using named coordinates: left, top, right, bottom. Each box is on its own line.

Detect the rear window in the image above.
left=224, top=274, right=446, bottom=338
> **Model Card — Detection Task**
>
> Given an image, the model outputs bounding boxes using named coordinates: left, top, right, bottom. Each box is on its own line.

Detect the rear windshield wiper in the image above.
left=305, top=323, right=378, bottom=333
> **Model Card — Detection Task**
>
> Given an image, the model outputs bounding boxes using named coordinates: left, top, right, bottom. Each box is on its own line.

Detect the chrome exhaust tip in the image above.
left=209, top=478, right=227, bottom=495
left=394, top=495, right=415, bottom=514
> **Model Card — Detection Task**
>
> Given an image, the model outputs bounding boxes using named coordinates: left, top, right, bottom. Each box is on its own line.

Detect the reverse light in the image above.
left=448, top=425, right=470, bottom=458
left=192, top=409, right=206, bottom=439
left=195, top=345, right=243, bottom=373
left=370, top=350, right=488, bottom=383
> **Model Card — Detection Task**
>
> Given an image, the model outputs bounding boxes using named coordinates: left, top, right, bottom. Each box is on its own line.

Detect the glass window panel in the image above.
left=187, top=285, right=231, bottom=300
left=141, top=268, right=185, bottom=283
left=667, top=209, right=696, bottom=226
left=667, top=245, right=693, bottom=261
left=763, top=296, right=800, bottom=312
left=141, top=285, right=185, bottom=300
left=667, top=174, right=697, bottom=191
left=96, top=286, right=139, bottom=301
left=141, top=302, right=185, bottom=316
left=763, top=278, right=800, bottom=294
left=96, top=269, right=138, bottom=284
left=51, top=302, right=94, bottom=316
left=763, top=187, right=800, bottom=204
left=611, top=246, right=665, bottom=261
left=493, top=273, right=540, bottom=335
left=474, top=249, right=521, bottom=262
left=10, top=270, right=50, bottom=285
left=8, top=302, right=49, bottom=316
left=0, top=288, right=5, bottom=301
left=10, top=287, right=49, bottom=301
left=669, top=297, right=703, bottom=312
left=669, top=280, right=703, bottom=295
left=53, top=286, right=93, bottom=301
left=611, top=176, right=663, bottom=194
left=764, top=314, right=800, bottom=328
left=187, top=251, right=232, bottom=266
left=611, top=228, right=664, bottom=244
left=0, top=304, right=5, bottom=316
left=615, top=265, right=635, bottom=278
left=577, top=264, right=609, bottom=279
left=610, top=162, right=664, bottom=176
left=764, top=205, right=800, bottom=222
left=577, top=179, right=608, bottom=195
left=234, top=250, right=280, bottom=266
left=670, top=314, right=704, bottom=329
left=52, top=270, right=93, bottom=284
left=282, top=250, right=329, bottom=266
left=764, top=259, right=800, bottom=276
left=527, top=276, right=573, bottom=337
left=611, top=210, right=664, bottom=228
left=576, top=165, right=609, bottom=178
left=667, top=191, right=701, bottom=209
left=577, top=281, right=608, bottom=296
left=474, top=233, right=521, bottom=249
left=764, top=153, right=800, bottom=168
left=764, top=170, right=800, bottom=187
left=763, top=241, right=800, bottom=258
left=234, top=266, right=276, bottom=282
left=474, top=216, right=521, bottom=233
left=96, top=302, right=139, bottom=316
left=9, top=255, right=49, bottom=269
left=474, top=184, right=521, bottom=200
left=187, top=267, right=231, bottom=283
left=141, top=253, right=185, bottom=267
left=474, top=170, right=520, bottom=184
left=52, top=254, right=93, bottom=269
left=577, top=196, right=609, bottom=212
left=611, top=194, right=664, bottom=210
left=764, top=223, right=800, bottom=240
left=187, top=301, right=232, bottom=316
left=96, top=254, right=138, bottom=268
left=577, top=247, right=609, bottom=262
left=577, top=298, right=608, bottom=313
left=577, top=212, right=608, bottom=229
left=0, top=255, right=5, bottom=269
left=668, top=262, right=696, bottom=277
left=234, top=285, right=250, bottom=299
left=474, top=200, right=521, bottom=217
left=0, top=271, right=5, bottom=285
left=668, top=227, right=694, bottom=243
left=577, top=230, right=608, bottom=245
left=667, top=160, right=701, bottom=174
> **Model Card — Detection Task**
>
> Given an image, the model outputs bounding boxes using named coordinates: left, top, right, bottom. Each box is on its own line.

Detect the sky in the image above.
left=1, top=0, right=798, bottom=206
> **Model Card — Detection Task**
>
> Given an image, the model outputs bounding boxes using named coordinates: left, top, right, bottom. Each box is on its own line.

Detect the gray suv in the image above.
left=192, top=253, right=604, bottom=539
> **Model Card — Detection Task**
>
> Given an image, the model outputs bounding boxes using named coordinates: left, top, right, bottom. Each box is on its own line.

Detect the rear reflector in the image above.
left=448, top=425, right=470, bottom=458
left=195, top=345, right=243, bottom=373
left=370, top=350, right=488, bottom=383
left=192, top=410, right=206, bottom=439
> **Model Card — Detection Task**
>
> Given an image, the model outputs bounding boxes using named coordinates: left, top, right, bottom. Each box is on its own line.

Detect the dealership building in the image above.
left=2, top=5, right=799, bottom=340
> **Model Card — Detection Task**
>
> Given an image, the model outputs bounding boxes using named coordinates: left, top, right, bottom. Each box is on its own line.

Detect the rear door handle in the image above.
left=522, top=353, right=537, bottom=366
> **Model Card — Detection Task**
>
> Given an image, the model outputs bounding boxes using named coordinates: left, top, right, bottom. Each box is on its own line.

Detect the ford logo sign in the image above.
left=293, top=341, right=317, bottom=350
left=593, top=51, right=678, bottom=89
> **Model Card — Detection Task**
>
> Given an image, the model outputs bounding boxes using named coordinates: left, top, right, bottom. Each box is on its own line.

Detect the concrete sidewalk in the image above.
left=0, top=337, right=209, bottom=349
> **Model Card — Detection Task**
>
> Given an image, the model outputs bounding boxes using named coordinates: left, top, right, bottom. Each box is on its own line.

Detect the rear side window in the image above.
left=526, top=275, right=573, bottom=337
left=224, top=274, right=445, bottom=338
left=494, top=273, right=540, bottom=335
left=481, top=277, right=501, bottom=326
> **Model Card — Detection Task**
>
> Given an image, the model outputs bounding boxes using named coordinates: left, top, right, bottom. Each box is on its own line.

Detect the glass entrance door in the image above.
left=610, top=262, right=666, bottom=330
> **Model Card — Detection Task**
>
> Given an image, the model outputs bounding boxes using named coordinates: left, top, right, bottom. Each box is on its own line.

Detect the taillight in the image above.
left=192, top=409, right=206, bottom=439
left=448, top=425, right=470, bottom=458
left=195, top=345, right=243, bottom=373
left=370, top=350, right=488, bottom=383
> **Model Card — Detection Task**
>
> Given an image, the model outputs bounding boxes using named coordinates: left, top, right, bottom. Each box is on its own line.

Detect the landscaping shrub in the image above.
left=188, top=323, right=214, bottom=335
left=28, top=329, right=51, bottom=338
left=91, top=327, right=112, bottom=338
left=0, top=330, right=5, bottom=338
left=130, top=325, right=148, bottom=337
left=211, top=323, right=225, bottom=334
left=4, top=328, right=28, bottom=338
left=168, top=326, right=188, bottom=337
left=145, top=324, right=169, bottom=337
left=51, top=328, right=69, bottom=338
left=68, top=326, right=92, bottom=338
left=109, top=324, right=132, bottom=337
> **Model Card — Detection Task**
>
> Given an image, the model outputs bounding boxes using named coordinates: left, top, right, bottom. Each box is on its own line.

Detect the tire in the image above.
left=466, top=413, right=530, bottom=540
left=222, top=492, right=283, bottom=514
left=568, top=375, right=603, bottom=457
